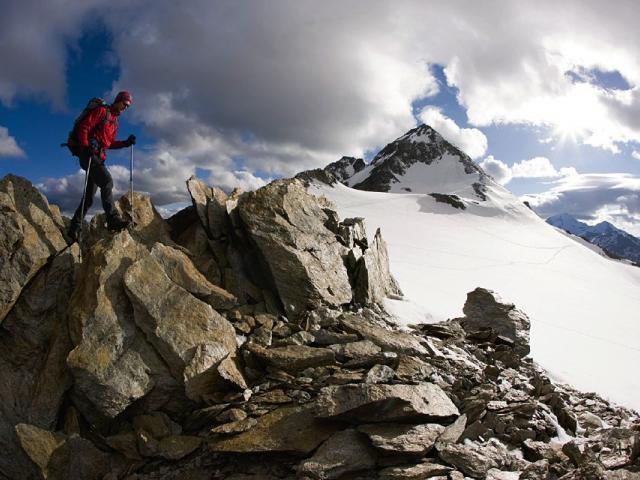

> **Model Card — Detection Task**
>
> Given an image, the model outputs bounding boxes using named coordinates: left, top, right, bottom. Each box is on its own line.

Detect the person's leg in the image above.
left=91, top=162, right=128, bottom=229
left=90, top=162, right=116, bottom=218
left=69, top=154, right=98, bottom=232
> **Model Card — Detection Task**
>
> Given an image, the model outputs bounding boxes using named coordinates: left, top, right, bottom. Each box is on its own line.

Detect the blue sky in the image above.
left=1, top=1, right=640, bottom=234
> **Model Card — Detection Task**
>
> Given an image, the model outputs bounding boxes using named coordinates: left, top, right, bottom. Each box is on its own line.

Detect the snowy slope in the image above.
left=309, top=179, right=640, bottom=412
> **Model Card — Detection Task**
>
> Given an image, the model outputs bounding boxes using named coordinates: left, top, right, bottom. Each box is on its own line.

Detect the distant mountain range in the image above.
left=547, top=213, right=640, bottom=265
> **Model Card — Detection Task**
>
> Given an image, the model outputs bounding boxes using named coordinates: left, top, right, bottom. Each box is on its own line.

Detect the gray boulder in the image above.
left=237, top=179, right=352, bottom=318
left=316, top=383, right=459, bottom=422
left=352, top=227, right=403, bottom=305
left=297, top=429, right=376, bottom=479
left=66, top=231, right=177, bottom=419
left=124, top=251, right=238, bottom=400
left=359, top=423, right=445, bottom=455
left=460, top=288, right=531, bottom=357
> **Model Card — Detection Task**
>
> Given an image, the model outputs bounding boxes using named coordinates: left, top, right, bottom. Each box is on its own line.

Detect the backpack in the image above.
left=61, top=97, right=111, bottom=156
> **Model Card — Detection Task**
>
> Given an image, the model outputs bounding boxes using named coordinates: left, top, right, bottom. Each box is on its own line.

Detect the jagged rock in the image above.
left=0, top=246, right=79, bottom=478
left=486, top=469, right=520, bottom=480
left=435, top=414, right=467, bottom=450
left=276, top=330, right=315, bottom=346
left=150, top=242, right=237, bottom=310
left=183, top=343, right=231, bottom=401
left=174, top=219, right=223, bottom=286
left=340, top=313, right=429, bottom=355
left=378, top=462, right=453, bottom=480
left=137, top=429, right=160, bottom=457
left=353, top=228, right=403, bottom=305
left=46, top=434, right=112, bottom=480
left=297, top=429, right=376, bottom=479
left=123, top=251, right=237, bottom=389
left=328, top=340, right=381, bottom=363
left=237, top=179, right=352, bottom=318
left=217, top=354, right=249, bottom=390
left=66, top=231, right=177, bottom=419
left=438, top=440, right=526, bottom=478
left=338, top=217, right=368, bottom=249
left=186, top=176, right=229, bottom=240
left=216, top=408, right=247, bottom=424
left=606, top=471, right=640, bottom=480
left=117, top=191, right=174, bottom=246
left=0, top=175, right=67, bottom=323
left=460, top=288, right=530, bottom=358
left=211, top=417, right=258, bottom=434
left=253, top=389, right=292, bottom=404
left=316, top=383, right=459, bottom=422
left=14, top=423, right=66, bottom=476
left=365, top=364, right=395, bottom=384
left=313, top=330, right=360, bottom=346
left=360, top=423, right=445, bottom=455
left=248, top=344, right=336, bottom=372
left=395, top=355, right=434, bottom=382
left=183, top=404, right=230, bottom=431
left=209, top=404, right=340, bottom=454
left=106, top=432, right=142, bottom=460
left=157, top=435, right=202, bottom=460
left=520, top=460, right=550, bottom=480
left=133, top=412, right=182, bottom=439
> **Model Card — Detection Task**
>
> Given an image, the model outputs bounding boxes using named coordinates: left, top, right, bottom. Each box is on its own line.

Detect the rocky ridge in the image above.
left=0, top=173, right=638, bottom=480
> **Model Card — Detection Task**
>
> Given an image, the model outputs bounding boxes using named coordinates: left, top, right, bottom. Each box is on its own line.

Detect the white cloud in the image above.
left=0, top=126, right=25, bottom=157
left=479, top=155, right=577, bottom=185
left=632, top=150, right=640, bottom=161
left=511, top=157, right=578, bottom=179
left=418, top=107, right=487, bottom=158
left=522, top=173, right=640, bottom=236
left=479, top=156, right=512, bottom=185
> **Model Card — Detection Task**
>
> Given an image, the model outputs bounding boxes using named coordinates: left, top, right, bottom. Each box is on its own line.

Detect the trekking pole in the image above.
left=78, top=157, right=92, bottom=243
left=130, top=144, right=134, bottom=225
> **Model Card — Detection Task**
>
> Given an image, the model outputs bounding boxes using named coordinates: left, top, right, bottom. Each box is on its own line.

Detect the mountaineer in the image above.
left=66, top=91, right=137, bottom=242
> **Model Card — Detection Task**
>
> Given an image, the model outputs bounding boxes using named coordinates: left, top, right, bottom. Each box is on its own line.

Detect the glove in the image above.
left=127, top=134, right=137, bottom=146
left=88, top=138, right=101, bottom=155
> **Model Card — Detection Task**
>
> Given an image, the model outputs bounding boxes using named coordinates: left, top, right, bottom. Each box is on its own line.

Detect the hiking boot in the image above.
left=67, top=224, right=81, bottom=243
left=106, top=215, right=130, bottom=231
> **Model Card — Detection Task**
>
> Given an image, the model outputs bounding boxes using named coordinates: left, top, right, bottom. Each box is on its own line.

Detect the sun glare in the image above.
left=550, top=84, right=599, bottom=146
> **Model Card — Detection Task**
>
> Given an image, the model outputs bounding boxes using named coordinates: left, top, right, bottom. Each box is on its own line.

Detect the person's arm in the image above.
left=109, top=134, right=136, bottom=150
left=77, top=107, right=107, bottom=148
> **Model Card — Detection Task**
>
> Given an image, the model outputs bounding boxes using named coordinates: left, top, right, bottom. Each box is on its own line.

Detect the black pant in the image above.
left=70, top=153, right=116, bottom=227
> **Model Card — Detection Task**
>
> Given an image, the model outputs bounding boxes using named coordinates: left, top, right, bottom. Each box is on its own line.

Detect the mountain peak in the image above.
left=341, top=124, right=491, bottom=199
left=398, top=124, right=443, bottom=143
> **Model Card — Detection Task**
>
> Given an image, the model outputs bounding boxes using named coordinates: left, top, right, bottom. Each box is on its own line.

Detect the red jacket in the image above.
left=76, top=105, right=128, bottom=161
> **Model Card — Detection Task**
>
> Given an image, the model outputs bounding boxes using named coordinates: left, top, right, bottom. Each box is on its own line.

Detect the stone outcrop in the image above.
left=459, top=287, right=531, bottom=359
left=1, top=174, right=638, bottom=480
left=237, top=179, right=352, bottom=318
left=0, top=175, right=67, bottom=323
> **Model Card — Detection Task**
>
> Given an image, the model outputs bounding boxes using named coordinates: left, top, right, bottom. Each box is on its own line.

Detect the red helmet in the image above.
left=114, top=91, right=133, bottom=105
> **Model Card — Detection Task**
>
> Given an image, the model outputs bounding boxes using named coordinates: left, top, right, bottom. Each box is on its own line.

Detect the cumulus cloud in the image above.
left=479, top=156, right=576, bottom=185
left=522, top=173, right=640, bottom=236
left=511, top=157, right=578, bottom=179
left=0, top=126, right=25, bottom=157
left=479, top=156, right=512, bottom=185
left=0, top=0, right=110, bottom=107
left=6, top=1, right=640, bottom=208
left=632, top=150, right=640, bottom=161
left=418, top=107, right=487, bottom=158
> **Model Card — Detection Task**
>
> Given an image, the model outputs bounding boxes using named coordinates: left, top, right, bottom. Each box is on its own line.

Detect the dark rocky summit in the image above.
left=297, top=125, right=490, bottom=202
left=0, top=174, right=638, bottom=480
